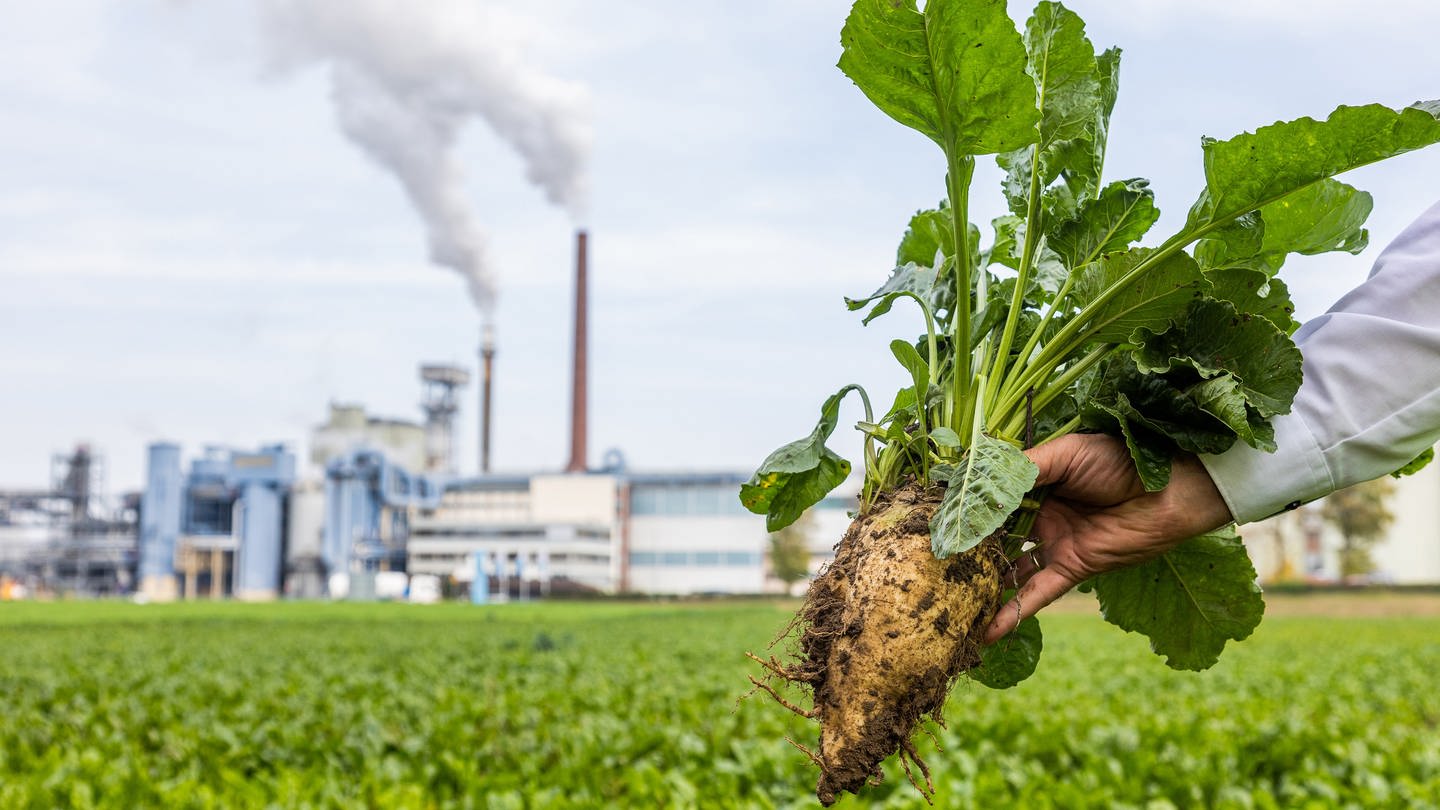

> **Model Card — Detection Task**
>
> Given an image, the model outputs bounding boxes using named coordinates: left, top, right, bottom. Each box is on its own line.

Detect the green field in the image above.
left=2, top=599, right=1438, bottom=809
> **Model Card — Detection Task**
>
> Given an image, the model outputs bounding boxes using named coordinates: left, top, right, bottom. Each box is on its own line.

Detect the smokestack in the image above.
left=480, top=324, right=495, bottom=474
left=566, top=230, right=589, bottom=473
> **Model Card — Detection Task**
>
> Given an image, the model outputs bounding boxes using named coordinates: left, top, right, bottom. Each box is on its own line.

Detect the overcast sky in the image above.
left=3, top=0, right=1439, bottom=492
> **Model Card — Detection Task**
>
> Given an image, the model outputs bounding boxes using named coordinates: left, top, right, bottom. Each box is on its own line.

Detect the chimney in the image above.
left=480, top=323, right=495, bottom=474
left=566, top=230, right=589, bottom=473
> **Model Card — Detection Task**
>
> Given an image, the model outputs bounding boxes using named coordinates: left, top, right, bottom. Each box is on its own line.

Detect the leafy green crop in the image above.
left=5, top=601, right=1440, bottom=807
left=742, top=0, right=1440, bottom=679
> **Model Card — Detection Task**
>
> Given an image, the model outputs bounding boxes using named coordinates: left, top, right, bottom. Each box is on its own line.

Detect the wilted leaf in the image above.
left=739, top=386, right=863, bottom=531
left=845, top=263, right=940, bottom=326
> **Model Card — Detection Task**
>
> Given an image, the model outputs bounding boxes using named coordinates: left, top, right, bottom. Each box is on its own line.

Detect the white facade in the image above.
left=1241, top=446, right=1440, bottom=585
left=405, top=471, right=859, bottom=597
left=626, top=513, right=767, bottom=594
left=625, top=476, right=765, bottom=594
left=410, top=474, right=619, bottom=594
left=1371, top=457, right=1440, bottom=583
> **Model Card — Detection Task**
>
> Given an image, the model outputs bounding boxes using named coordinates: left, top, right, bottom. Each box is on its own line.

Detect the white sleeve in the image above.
left=1199, top=199, right=1440, bottom=525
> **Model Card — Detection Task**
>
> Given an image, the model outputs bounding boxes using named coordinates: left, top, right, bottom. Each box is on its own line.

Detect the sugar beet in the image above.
left=750, top=484, right=1007, bottom=805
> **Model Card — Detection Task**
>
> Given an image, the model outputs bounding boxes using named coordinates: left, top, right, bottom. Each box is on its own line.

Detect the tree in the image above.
left=769, top=511, right=815, bottom=592
left=1320, top=477, right=1395, bottom=580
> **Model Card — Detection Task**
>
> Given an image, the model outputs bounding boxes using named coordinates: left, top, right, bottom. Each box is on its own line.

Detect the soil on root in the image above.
left=748, top=483, right=1008, bottom=805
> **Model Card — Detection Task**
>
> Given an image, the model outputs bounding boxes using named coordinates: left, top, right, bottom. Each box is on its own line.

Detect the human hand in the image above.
left=983, top=433, right=1234, bottom=643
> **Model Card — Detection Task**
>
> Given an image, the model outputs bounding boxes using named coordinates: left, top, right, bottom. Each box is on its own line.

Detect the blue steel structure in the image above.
left=229, top=448, right=296, bottom=597
left=139, top=443, right=295, bottom=599
left=138, top=443, right=182, bottom=587
left=323, top=449, right=444, bottom=589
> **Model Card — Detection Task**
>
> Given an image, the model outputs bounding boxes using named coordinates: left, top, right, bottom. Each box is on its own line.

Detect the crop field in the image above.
left=2, top=599, right=1439, bottom=809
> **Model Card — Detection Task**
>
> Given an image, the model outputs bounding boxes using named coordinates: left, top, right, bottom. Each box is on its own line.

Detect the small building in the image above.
left=408, top=471, right=856, bottom=597
left=409, top=473, right=621, bottom=596
left=625, top=473, right=771, bottom=595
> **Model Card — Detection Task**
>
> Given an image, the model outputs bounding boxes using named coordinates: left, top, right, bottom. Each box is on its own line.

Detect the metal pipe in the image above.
left=480, top=324, right=495, bottom=474
left=566, top=230, right=589, bottom=473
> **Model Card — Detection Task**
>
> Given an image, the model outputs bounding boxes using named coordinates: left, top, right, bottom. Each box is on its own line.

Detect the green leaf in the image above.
left=1066, top=44, right=1121, bottom=201
left=1189, top=376, right=1276, bottom=453
left=986, top=219, right=1067, bottom=300
left=929, top=426, right=964, bottom=448
left=897, top=205, right=954, bottom=268
left=890, top=339, right=930, bottom=406
left=971, top=613, right=1042, bottom=689
left=987, top=215, right=1023, bottom=270
left=1091, top=396, right=1173, bottom=491
left=838, top=0, right=1039, bottom=156
left=1392, top=447, right=1435, bottom=478
left=1258, top=178, right=1372, bottom=258
left=739, top=386, right=863, bottom=531
left=1193, top=211, right=1265, bottom=272
left=1092, top=526, right=1264, bottom=671
left=1083, top=359, right=1237, bottom=456
left=1048, top=178, right=1159, bottom=267
left=844, top=263, right=940, bottom=325
left=1188, top=103, right=1440, bottom=233
left=1001, top=8, right=1123, bottom=223
left=1195, top=179, right=1372, bottom=277
left=1072, top=248, right=1209, bottom=343
left=1132, top=298, right=1302, bottom=418
left=930, top=435, right=1038, bottom=558
left=1204, top=268, right=1299, bottom=335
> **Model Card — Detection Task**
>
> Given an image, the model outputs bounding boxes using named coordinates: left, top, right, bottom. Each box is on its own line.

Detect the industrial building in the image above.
left=116, top=229, right=844, bottom=602
left=8, top=226, right=1440, bottom=602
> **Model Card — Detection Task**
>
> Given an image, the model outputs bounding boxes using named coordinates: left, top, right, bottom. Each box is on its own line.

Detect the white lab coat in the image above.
left=1200, top=199, right=1440, bottom=523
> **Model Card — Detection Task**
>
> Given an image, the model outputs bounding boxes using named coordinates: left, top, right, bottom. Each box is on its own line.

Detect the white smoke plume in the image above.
left=257, top=0, right=590, bottom=316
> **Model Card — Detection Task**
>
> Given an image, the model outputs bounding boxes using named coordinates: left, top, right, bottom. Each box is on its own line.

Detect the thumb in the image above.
left=1024, top=433, right=1081, bottom=488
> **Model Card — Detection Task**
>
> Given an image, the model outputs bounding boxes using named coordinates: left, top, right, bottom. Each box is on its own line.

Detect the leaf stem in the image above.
left=1037, top=414, right=1083, bottom=446
left=998, top=345, right=1109, bottom=436
left=1002, top=269, right=1077, bottom=404
left=988, top=144, right=1045, bottom=409
left=947, top=155, right=976, bottom=427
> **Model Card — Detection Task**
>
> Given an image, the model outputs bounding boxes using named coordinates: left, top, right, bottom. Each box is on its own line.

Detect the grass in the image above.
left=1, top=598, right=1438, bottom=808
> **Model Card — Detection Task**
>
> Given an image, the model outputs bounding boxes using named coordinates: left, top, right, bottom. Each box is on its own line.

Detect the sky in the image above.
left=3, top=0, right=1440, bottom=493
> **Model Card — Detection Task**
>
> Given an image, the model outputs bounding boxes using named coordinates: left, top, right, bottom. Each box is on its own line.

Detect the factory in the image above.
left=9, top=227, right=1434, bottom=603
left=0, top=231, right=849, bottom=602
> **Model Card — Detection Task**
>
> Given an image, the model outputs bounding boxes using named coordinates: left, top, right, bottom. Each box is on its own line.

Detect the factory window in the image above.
left=630, top=550, right=760, bottom=567
left=185, top=496, right=233, bottom=535
left=662, top=488, right=689, bottom=514
left=630, top=488, right=658, bottom=514
left=630, top=484, right=753, bottom=516
left=695, top=487, right=727, bottom=515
